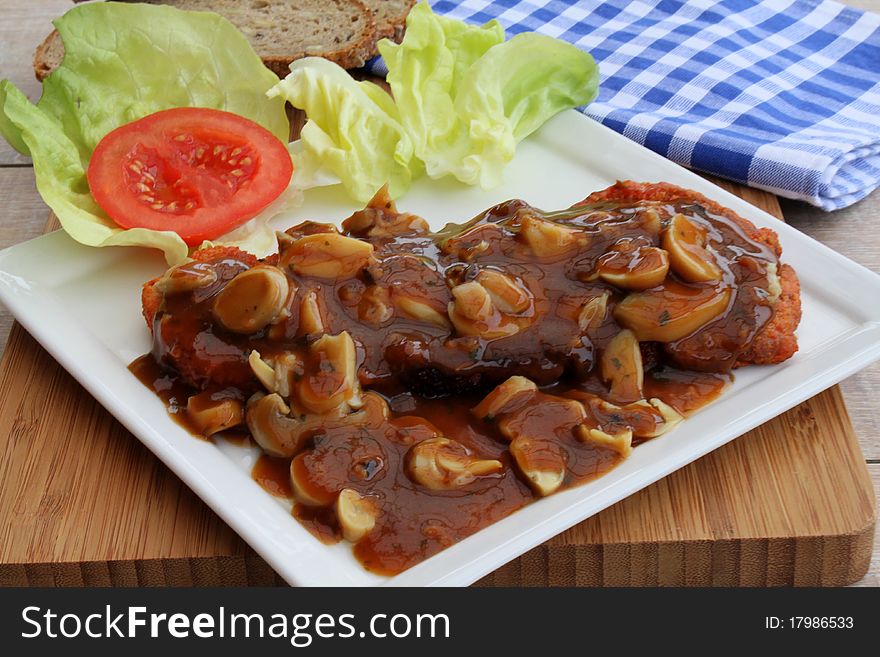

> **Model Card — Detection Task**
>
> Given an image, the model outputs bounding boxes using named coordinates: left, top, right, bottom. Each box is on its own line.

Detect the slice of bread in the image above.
left=143, top=0, right=377, bottom=75
left=363, top=0, right=416, bottom=42
left=34, top=0, right=392, bottom=81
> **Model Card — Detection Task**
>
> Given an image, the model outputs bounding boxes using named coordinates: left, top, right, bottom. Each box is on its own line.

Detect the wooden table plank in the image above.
left=0, top=169, right=53, bottom=246
left=866, top=464, right=880, bottom=588
left=0, top=0, right=71, bottom=165
left=782, top=195, right=880, bottom=460
left=0, top=168, right=58, bottom=349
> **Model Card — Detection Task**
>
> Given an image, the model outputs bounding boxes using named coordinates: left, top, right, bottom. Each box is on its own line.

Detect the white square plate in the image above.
left=1, top=111, right=879, bottom=586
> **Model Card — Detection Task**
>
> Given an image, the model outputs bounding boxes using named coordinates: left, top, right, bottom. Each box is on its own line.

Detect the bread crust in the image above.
left=368, top=0, right=416, bottom=42
left=34, top=0, right=387, bottom=81
left=33, top=29, right=61, bottom=82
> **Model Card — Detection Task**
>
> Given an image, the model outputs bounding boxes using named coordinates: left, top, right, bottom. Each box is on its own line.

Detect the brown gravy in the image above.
left=128, top=191, right=780, bottom=575
left=132, top=353, right=728, bottom=574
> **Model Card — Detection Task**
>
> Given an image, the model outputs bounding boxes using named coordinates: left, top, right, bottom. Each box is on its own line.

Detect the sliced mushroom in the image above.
left=246, top=392, right=389, bottom=462
left=298, top=289, right=325, bottom=335
left=348, top=391, right=392, bottom=429
left=509, top=436, right=566, bottom=496
left=246, top=393, right=311, bottom=457
left=471, top=376, right=538, bottom=423
left=342, top=185, right=429, bottom=237
left=290, top=452, right=336, bottom=507
left=644, top=398, right=684, bottom=437
left=365, top=183, right=395, bottom=211
left=442, top=223, right=501, bottom=261
left=567, top=391, right=679, bottom=440
left=597, top=242, right=669, bottom=290
left=283, top=221, right=339, bottom=242
left=335, top=488, right=379, bottom=543
left=518, top=214, right=583, bottom=257
left=266, top=279, right=299, bottom=342
left=394, top=294, right=451, bottom=329
left=212, top=265, right=289, bottom=334
left=186, top=392, right=243, bottom=437
left=601, top=329, right=644, bottom=403
left=297, top=331, right=362, bottom=414
left=448, top=281, right=520, bottom=339
left=662, top=213, right=722, bottom=282
left=575, top=426, right=633, bottom=457
left=154, top=261, right=218, bottom=295
left=248, top=350, right=276, bottom=392
left=614, top=281, right=732, bottom=342
left=451, top=281, right=492, bottom=321
left=359, top=285, right=394, bottom=325
left=272, top=353, right=300, bottom=399
left=497, top=394, right=587, bottom=443
left=578, top=395, right=654, bottom=436
left=285, top=395, right=390, bottom=507
left=406, top=437, right=503, bottom=490
left=577, top=291, right=611, bottom=332
left=639, top=207, right=662, bottom=235
left=609, top=399, right=660, bottom=437
left=476, top=270, right=532, bottom=314
left=284, top=233, right=375, bottom=279
left=249, top=350, right=301, bottom=399
left=275, top=230, right=296, bottom=250
left=392, top=415, right=443, bottom=446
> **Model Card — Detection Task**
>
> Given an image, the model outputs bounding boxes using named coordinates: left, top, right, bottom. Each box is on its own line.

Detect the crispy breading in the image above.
left=736, top=263, right=800, bottom=366
left=141, top=276, right=162, bottom=330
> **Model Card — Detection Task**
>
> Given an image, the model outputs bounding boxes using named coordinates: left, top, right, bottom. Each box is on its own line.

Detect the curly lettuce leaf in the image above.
left=0, top=2, right=289, bottom=264
left=450, top=33, right=600, bottom=188
left=268, top=57, right=418, bottom=203
left=378, top=1, right=504, bottom=181
left=381, top=4, right=599, bottom=188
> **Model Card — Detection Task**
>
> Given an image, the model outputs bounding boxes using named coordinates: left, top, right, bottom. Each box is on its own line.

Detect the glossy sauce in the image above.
left=129, top=354, right=205, bottom=437
left=246, top=391, right=626, bottom=574
left=131, top=193, right=780, bottom=575
left=132, top=353, right=730, bottom=574
left=129, top=354, right=248, bottom=442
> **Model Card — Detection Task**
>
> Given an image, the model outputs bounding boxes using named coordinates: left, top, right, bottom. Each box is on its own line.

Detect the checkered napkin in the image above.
left=368, top=0, right=880, bottom=210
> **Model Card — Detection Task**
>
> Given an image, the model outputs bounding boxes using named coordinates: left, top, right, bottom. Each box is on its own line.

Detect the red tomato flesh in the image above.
left=87, top=107, right=293, bottom=246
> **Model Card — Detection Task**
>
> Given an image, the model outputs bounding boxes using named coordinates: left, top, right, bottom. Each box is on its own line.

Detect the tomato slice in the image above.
left=87, top=107, right=293, bottom=246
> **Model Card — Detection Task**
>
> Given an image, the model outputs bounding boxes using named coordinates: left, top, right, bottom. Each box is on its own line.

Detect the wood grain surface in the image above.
left=0, top=0, right=877, bottom=587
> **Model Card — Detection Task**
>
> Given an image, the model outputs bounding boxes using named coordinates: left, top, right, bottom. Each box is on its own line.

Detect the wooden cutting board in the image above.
left=0, top=183, right=874, bottom=587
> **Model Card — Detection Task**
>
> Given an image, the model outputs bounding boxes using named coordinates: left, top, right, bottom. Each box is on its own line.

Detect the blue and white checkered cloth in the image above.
left=368, top=0, right=880, bottom=210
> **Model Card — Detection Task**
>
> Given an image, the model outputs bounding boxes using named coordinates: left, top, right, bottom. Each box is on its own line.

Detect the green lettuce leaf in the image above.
left=268, top=57, right=418, bottom=203
left=0, top=2, right=289, bottom=264
left=378, top=1, right=504, bottom=182
left=380, top=3, right=599, bottom=188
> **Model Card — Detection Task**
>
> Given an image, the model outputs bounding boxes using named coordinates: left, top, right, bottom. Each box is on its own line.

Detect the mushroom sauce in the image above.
left=130, top=186, right=784, bottom=575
